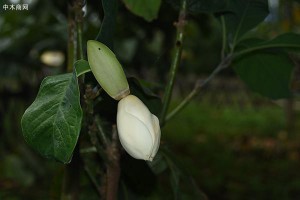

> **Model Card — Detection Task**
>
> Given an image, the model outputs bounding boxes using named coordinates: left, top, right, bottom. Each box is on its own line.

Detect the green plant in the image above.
left=20, top=0, right=300, bottom=199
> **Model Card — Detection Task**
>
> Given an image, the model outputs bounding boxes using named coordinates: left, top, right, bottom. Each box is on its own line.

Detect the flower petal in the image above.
left=122, top=95, right=156, bottom=146
left=150, top=114, right=160, bottom=160
left=117, top=103, right=153, bottom=160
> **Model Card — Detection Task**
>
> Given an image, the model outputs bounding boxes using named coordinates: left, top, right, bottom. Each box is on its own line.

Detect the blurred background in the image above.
left=1, top=0, right=300, bottom=199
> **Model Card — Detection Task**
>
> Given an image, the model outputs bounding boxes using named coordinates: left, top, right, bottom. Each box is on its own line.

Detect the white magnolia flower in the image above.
left=117, top=95, right=161, bottom=161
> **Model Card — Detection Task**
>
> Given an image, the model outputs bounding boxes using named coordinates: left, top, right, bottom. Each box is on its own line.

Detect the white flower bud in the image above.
left=117, top=95, right=161, bottom=161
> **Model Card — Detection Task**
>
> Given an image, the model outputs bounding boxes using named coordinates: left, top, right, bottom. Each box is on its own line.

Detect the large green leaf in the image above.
left=235, top=33, right=300, bottom=56
left=21, top=73, right=82, bottom=163
left=233, top=52, right=294, bottom=99
left=166, top=0, right=228, bottom=14
left=223, top=0, right=269, bottom=45
left=123, top=0, right=161, bottom=22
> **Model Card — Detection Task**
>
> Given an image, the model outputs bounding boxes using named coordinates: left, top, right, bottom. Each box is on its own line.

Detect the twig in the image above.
left=160, top=0, right=187, bottom=124
left=95, top=115, right=109, bottom=146
left=220, top=16, right=227, bottom=60
left=88, top=120, right=107, bottom=159
left=165, top=55, right=232, bottom=123
left=84, top=166, right=102, bottom=198
left=105, top=125, right=120, bottom=200
left=80, top=146, right=97, bottom=154
left=85, top=85, right=107, bottom=159
left=74, top=0, right=84, bottom=60
left=67, top=4, right=76, bottom=72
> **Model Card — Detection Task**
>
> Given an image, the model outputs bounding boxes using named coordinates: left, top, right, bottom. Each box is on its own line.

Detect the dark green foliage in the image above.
left=161, top=147, right=207, bottom=200
left=128, top=77, right=162, bottom=116
left=122, top=0, right=161, bottom=21
left=166, top=0, right=228, bottom=14
left=233, top=52, right=294, bottom=99
left=232, top=33, right=300, bottom=99
left=96, top=0, right=118, bottom=49
left=222, top=0, right=269, bottom=45
left=93, top=77, right=162, bottom=123
left=121, top=155, right=157, bottom=196
left=236, top=33, right=300, bottom=54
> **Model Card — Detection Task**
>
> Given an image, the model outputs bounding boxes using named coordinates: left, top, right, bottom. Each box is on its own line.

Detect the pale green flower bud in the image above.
left=87, top=40, right=130, bottom=100
left=117, top=95, right=161, bottom=161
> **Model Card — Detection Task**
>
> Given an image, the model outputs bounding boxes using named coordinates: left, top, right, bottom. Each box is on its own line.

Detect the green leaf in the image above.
left=123, top=0, right=161, bottom=22
left=161, top=147, right=207, bottom=200
left=96, top=0, right=117, bottom=49
left=233, top=52, right=294, bottom=99
left=21, top=73, right=83, bottom=163
left=121, top=155, right=156, bottom=195
left=235, top=33, right=300, bottom=56
left=168, top=159, right=181, bottom=199
left=74, top=59, right=91, bottom=77
left=93, top=77, right=162, bottom=123
left=147, top=151, right=168, bottom=175
left=128, top=77, right=162, bottom=116
left=223, top=0, right=269, bottom=45
left=166, top=0, right=228, bottom=14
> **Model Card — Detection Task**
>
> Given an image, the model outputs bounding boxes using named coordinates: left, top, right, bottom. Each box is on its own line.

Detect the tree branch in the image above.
left=105, top=125, right=120, bottom=200
left=165, top=55, right=233, bottom=123
left=74, top=0, right=84, bottom=60
left=160, top=0, right=187, bottom=124
left=220, top=16, right=227, bottom=60
left=67, top=4, right=76, bottom=72
left=84, top=166, right=102, bottom=198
